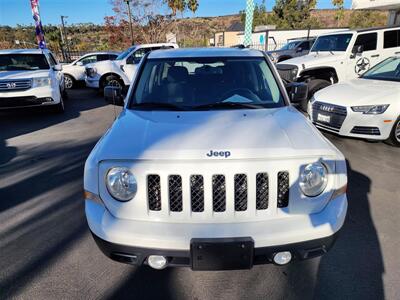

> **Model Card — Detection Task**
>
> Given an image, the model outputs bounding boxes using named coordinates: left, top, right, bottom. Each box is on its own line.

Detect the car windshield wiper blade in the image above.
left=192, top=102, right=262, bottom=110
left=131, top=102, right=187, bottom=111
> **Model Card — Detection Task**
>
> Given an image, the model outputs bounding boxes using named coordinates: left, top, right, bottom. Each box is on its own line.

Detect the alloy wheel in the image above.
left=395, top=119, right=400, bottom=143
left=64, top=76, right=73, bottom=89
left=106, top=79, right=122, bottom=88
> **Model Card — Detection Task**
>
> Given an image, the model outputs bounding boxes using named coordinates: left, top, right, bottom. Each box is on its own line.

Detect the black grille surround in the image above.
left=276, top=64, right=298, bottom=82
left=256, top=173, right=269, bottom=210
left=0, top=96, right=53, bottom=108
left=212, top=175, right=226, bottom=212
left=168, top=175, right=183, bottom=212
left=148, top=175, right=161, bottom=211
left=0, top=79, right=32, bottom=92
left=277, top=172, right=289, bottom=208
left=312, top=101, right=347, bottom=132
left=351, top=126, right=381, bottom=136
left=234, top=174, right=248, bottom=211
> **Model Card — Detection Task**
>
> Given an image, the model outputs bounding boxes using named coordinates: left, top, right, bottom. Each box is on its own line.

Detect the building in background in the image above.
left=352, top=0, right=400, bottom=25
left=213, top=22, right=244, bottom=47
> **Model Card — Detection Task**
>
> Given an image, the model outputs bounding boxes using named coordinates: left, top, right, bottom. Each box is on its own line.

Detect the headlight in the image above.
left=299, top=162, right=328, bottom=197
left=351, top=104, right=389, bottom=115
left=32, top=77, right=51, bottom=87
left=106, top=167, right=137, bottom=201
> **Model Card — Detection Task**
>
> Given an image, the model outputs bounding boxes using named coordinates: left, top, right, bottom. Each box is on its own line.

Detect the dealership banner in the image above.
left=30, top=0, right=46, bottom=49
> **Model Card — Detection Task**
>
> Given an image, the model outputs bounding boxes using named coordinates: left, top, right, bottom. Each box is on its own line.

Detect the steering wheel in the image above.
left=220, top=88, right=262, bottom=103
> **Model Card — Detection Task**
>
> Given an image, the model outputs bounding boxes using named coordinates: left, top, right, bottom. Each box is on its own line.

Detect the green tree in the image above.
left=348, top=10, right=387, bottom=29
left=332, top=0, right=345, bottom=27
left=266, top=0, right=320, bottom=29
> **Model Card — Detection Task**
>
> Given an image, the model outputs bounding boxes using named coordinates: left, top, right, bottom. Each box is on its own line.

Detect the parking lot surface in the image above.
left=0, top=89, right=399, bottom=300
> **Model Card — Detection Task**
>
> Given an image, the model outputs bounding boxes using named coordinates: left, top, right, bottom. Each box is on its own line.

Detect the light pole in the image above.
left=125, top=0, right=134, bottom=45
left=61, top=15, right=71, bottom=61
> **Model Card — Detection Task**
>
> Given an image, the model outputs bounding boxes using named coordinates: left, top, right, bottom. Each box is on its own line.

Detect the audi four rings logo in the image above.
left=320, top=105, right=334, bottom=112
left=6, top=82, right=17, bottom=89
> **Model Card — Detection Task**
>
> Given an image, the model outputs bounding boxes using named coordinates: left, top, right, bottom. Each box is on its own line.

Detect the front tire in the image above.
left=51, top=92, right=65, bottom=114
left=64, top=75, right=74, bottom=89
left=386, top=117, right=400, bottom=147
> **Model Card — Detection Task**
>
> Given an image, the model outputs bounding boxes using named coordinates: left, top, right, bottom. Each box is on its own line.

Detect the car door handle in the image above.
left=371, top=54, right=380, bottom=58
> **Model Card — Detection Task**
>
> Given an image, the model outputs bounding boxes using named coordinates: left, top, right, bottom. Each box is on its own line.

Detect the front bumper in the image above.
left=0, top=86, right=61, bottom=109
left=86, top=193, right=347, bottom=268
left=92, top=230, right=339, bottom=269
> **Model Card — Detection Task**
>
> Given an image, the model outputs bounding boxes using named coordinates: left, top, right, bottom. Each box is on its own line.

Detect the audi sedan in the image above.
left=309, top=56, right=400, bottom=147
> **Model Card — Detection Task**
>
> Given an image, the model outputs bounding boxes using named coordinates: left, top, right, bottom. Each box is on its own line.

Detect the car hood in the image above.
left=314, top=78, right=400, bottom=106
left=94, top=106, right=338, bottom=161
left=278, top=52, right=346, bottom=68
left=0, top=70, right=50, bottom=80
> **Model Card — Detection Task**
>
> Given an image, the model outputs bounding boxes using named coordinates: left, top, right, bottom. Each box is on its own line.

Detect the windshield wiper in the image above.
left=131, top=102, right=187, bottom=111
left=192, top=102, right=262, bottom=110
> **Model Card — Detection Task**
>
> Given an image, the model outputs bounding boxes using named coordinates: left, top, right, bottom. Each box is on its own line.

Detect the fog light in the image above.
left=147, top=255, right=168, bottom=270
left=273, top=251, right=292, bottom=265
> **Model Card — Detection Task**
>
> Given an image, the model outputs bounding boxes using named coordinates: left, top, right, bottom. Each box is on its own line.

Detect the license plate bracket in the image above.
left=317, top=113, right=331, bottom=123
left=191, top=237, right=254, bottom=271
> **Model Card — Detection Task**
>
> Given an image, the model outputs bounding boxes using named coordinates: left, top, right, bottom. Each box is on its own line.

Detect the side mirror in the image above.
left=352, top=45, right=364, bottom=55
left=286, top=82, right=308, bottom=104
left=76, top=61, right=84, bottom=66
left=104, top=86, right=124, bottom=106
left=53, top=64, right=62, bottom=71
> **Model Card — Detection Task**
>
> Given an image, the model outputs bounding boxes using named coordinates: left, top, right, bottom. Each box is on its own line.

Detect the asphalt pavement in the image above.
left=0, top=88, right=399, bottom=300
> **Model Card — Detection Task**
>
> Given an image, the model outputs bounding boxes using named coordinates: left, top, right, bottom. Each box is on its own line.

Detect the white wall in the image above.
left=352, top=0, right=400, bottom=10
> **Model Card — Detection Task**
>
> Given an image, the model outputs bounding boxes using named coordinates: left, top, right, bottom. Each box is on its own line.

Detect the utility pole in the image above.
left=125, top=0, right=134, bottom=45
left=61, top=15, right=71, bottom=61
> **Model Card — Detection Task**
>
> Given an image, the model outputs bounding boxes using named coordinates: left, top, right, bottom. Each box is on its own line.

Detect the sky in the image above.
left=0, top=0, right=353, bottom=26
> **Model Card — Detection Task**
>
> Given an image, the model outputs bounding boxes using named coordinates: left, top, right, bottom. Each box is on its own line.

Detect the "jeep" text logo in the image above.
left=206, top=150, right=231, bottom=158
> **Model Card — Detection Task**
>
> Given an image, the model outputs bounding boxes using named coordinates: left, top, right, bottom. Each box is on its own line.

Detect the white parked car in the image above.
left=0, top=49, right=66, bottom=113
left=85, top=43, right=178, bottom=92
left=277, top=26, right=400, bottom=110
left=309, top=56, right=400, bottom=146
left=62, top=52, right=119, bottom=89
left=84, top=48, right=348, bottom=271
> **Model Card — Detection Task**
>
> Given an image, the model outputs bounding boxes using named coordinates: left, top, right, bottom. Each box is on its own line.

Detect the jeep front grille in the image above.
left=147, top=172, right=290, bottom=213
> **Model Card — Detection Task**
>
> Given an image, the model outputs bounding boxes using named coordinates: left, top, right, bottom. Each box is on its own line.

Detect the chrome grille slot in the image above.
left=212, top=175, right=226, bottom=212
left=0, top=79, right=32, bottom=92
left=148, top=175, right=161, bottom=211
left=256, top=173, right=269, bottom=210
left=168, top=175, right=182, bottom=212
left=277, top=171, right=289, bottom=208
left=190, top=175, right=204, bottom=212
left=234, top=174, right=247, bottom=211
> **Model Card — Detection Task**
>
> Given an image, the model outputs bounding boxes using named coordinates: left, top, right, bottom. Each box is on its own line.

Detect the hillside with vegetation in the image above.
left=0, top=8, right=388, bottom=53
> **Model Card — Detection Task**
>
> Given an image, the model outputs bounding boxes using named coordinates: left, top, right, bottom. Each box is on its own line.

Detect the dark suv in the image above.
left=267, top=38, right=316, bottom=63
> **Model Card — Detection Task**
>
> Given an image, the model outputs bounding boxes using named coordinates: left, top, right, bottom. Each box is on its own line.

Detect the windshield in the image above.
left=362, top=57, right=400, bottom=82
left=311, top=34, right=353, bottom=52
left=130, top=57, right=285, bottom=111
left=279, top=41, right=299, bottom=51
left=0, top=54, right=49, bottom=71
left=116, top=46, right=136, bottom=60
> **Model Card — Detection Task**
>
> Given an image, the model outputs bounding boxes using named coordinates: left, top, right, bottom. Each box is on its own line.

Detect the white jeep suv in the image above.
left=277, top=26, right=400, bottom=110
left=0, top=49, right=65, bottom=113
left=84, top=48, right=348, bottom=271
left=85, top=43, right=178, bottom=92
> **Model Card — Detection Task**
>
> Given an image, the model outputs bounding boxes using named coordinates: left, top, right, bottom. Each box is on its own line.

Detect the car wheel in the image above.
left=64, top=75, right=74, bottom=89
left=104, top=75, right=123, bottom=89
left=386, top=117, right=400, bottom=147
left=52, top=92, right=65, bottom=114
left=301, top=79, right=331, bottom=112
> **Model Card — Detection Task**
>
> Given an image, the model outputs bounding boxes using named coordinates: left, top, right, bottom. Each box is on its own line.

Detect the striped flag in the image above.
left=243, top=0, right=255, bottom=46
left=30, top=0, right=46, bottom=49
